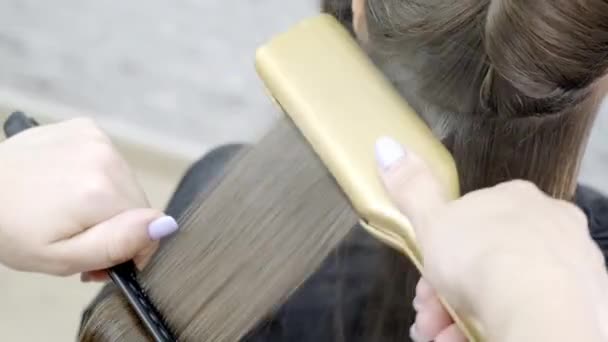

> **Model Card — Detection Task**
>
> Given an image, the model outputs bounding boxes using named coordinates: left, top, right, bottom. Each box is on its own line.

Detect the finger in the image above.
left=415, top=293, right=454, bottom=340
left=409, top=324, right=428, bottom=342
left=80, top=241, right=158, bottom=282
left=375, top=136, right=449, bottom=243
left=99, top=141, right=151, bottom=209
left=49, top=209, right=178, bottom=275
left=435, top=324, right=468, bottom=342
left=413, top=278, right=436, bottom=312
left=416, top=277, right=436, bottom=301
left=132, top=238, right=161, bottom=270
left=554, top=199, right=588, bottom=229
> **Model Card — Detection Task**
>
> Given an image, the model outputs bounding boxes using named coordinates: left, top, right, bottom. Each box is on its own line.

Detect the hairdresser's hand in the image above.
left=0, top=118, right=178, bottom=280
left=375, top=137, right=608, bottom=342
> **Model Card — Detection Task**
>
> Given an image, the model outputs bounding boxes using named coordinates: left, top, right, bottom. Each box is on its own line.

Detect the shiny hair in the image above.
left=80, top=1, right=608, bottom=340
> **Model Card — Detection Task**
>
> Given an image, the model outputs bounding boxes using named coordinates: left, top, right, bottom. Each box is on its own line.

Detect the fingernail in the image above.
left=409, top=324, right=429, bottom=342
left=375, top=136, right=406, bottom=170
left=413, top=296, right=422, bottom=311
left=416, top=278, right=435, bottom=300
left=147, top=215, right=179, bottom=240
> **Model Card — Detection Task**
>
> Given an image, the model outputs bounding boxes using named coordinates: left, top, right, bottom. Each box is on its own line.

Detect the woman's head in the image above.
left=333, top=0, right=608, bottom=198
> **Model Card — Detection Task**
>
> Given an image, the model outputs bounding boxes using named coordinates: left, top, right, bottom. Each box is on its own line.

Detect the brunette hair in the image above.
left=79, top=1, right=608, bottom=341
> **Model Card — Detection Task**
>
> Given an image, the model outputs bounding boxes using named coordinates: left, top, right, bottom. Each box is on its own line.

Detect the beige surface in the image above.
left=0, top=267, right=104, bottom=340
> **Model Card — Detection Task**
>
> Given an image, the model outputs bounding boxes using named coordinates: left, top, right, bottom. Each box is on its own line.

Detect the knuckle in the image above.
left=80, top=174, right=114, bottom=203
left=71, top=117, right=109, bottom=141
left=503, top=180, right=540, bottom=195
left=491, top=180, right=544, bottom=206
left=590, top=246, right=607, bottom=270
left=553, top=200, right=589, bottom=233
left=87, top=141, right=121, bottom=169
left=565, top=204, right=588, bottom=227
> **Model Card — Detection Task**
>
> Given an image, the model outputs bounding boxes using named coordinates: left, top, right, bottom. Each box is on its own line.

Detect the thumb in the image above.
left=50, top=209, right=179, bottom=275
left=375, top=137, right=449, bottom=244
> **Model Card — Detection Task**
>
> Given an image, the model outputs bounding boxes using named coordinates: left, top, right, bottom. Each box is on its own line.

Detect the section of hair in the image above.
left=321, top=0, right=354, bottom=33
left=363, top=0, right=608, bottom=198
left=79, top=119, right=360, bottom=341
left=483, top=0, right=608, bottom=116
left=80, top=286, right=146, bottom=341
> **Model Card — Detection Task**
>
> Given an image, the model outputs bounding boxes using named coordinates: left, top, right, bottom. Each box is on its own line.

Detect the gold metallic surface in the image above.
left=256, top=14, right=480, bottom=341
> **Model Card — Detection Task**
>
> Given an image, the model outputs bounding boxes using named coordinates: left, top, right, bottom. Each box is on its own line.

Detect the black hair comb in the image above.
left=3, top=111, right=177, bottom=342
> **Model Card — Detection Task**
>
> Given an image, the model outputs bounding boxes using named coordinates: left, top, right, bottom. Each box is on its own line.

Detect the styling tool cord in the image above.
left=2, top=111, right=177, bottom=342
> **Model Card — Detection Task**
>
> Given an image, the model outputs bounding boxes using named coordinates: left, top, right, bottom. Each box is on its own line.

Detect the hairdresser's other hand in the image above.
left=375, top=137, right=608, bottom=342
left=0, top=118, right=178, bottom=280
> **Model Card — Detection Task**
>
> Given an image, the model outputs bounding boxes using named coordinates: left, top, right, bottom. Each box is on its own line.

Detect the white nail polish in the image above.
left=413, top=296, right=421, bottom=311
left=375, top=136, right=406, bottom=170
left=410, top=324, right=424, bottom=342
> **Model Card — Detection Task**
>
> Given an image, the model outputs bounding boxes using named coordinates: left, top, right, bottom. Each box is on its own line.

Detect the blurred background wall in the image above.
left=0, top=0, right=606, bottom=340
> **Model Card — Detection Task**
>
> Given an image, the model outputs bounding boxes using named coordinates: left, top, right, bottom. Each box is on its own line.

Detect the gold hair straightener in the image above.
left=256, top=14, right=481, bottom=341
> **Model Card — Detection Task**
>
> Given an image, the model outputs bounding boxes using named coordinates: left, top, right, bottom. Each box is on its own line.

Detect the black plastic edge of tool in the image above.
left=2, top=111, right=177, bottom=342
left=3, top=111, right=39, bottom=137
left=109, top=261, right=177, bottom=341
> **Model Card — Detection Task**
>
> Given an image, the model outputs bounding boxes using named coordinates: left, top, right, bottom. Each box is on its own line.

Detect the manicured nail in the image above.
left=410, top=324, right=428, bottom=342
left=416, top=278, right=435, bottom=300
left=375, top=136, right=406, bottom=170
left=413, top=296, right=422, bottom=311
left=147, top=215, right=179, bottom=240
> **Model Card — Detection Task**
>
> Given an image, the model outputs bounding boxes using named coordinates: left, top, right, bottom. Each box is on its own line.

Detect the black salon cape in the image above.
left=242, top=185, right=608, bottom=342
